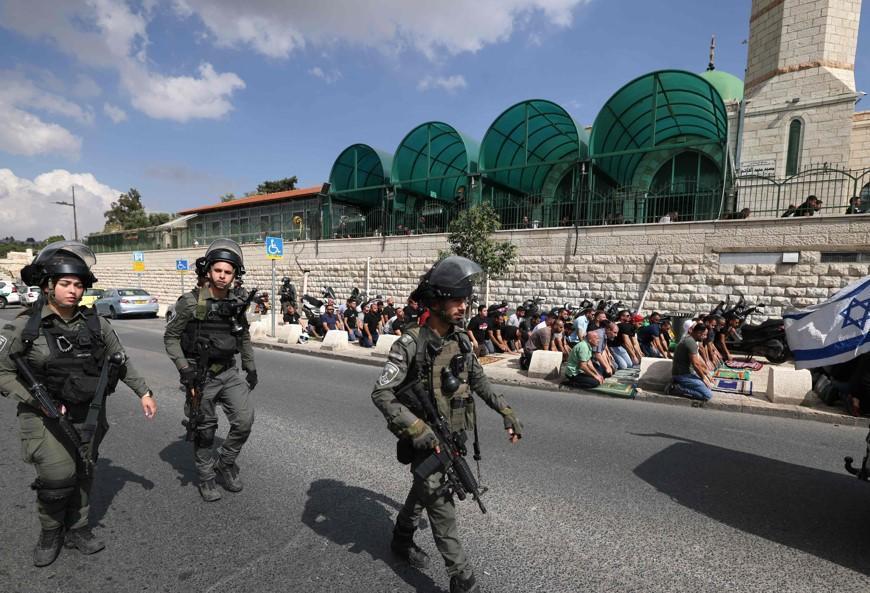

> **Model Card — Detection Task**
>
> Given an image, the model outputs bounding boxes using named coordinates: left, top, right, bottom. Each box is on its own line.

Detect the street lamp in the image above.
left=54, top=186, right=79, bottom=241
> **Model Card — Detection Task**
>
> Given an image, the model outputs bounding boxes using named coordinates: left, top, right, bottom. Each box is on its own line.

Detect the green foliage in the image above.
left=103, top=188, right=148, bottom=231
left=440, top=203, right=517, bottom=279
left=44, top=235, right=66, bottom=244
left=147, top=212, right=171, bottom=226
left=220, top=192, right=236, bottom=202
left=256, top=177, right=298, bottom=194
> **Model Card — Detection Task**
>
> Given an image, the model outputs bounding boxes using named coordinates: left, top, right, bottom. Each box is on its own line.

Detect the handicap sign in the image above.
left=176, top=259, right=189, bottom=273
left=265, top=236, right=284, bottom=260
left=132, top=251, right=145, bottom=271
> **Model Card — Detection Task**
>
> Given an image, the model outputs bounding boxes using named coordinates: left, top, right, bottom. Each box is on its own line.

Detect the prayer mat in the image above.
left=714, top=369, right=751, bottom=381
left=725, top=360, right=763, bottom=371
left=614, top=368, right=641, bottom=379
left=712, top=377, right=753, bottom=395
left=590, top=380, right=637, bottom=399
left=477, top=355, right=502, bottom=366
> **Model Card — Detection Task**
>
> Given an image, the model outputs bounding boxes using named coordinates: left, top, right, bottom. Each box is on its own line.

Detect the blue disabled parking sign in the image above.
left=176, top=259, right=189, bottom=272
left=265, top=236, right=284, bottom=260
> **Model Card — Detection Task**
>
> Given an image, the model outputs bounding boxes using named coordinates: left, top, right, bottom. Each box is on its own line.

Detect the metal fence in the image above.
left=733, top=165, right=870, bottom=218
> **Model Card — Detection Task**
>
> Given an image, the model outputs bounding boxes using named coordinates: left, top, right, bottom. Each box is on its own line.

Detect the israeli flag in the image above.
left=783, top=275, right=870, bottom=370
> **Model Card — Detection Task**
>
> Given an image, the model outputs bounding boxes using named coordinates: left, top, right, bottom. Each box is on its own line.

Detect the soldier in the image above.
left=0, top=241, right=157, bottom=567
left=371, top=256, right=523, bottom=593
left=164, top=239, right=257, bottom=502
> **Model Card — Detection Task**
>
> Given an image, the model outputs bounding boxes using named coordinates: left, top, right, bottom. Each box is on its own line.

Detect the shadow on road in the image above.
left=90, top=456, right=155, bottom=524
left=633, top=432, right=870, bottom=575
left=302, top=479, right=443, bottom=593
left=158, top=434, right=225, bottom=487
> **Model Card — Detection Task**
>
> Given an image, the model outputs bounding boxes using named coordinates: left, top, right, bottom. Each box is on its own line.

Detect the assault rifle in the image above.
left=10, top=352, right=95, bottom=476
left=182, top=338, right=211, bottom=442
left=407, top=347, right=487, bottom=514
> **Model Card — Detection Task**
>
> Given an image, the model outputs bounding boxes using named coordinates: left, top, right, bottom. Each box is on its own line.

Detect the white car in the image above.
left=23, top=286, right=40, bottom=305
left=0, top=280, right=22, bottom=308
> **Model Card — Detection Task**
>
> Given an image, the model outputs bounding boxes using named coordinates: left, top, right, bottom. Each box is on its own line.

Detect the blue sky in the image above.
left=1, top=0, right=868, bottom=239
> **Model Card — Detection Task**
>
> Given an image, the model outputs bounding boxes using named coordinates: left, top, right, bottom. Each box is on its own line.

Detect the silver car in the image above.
left=95, top=288, right=159, bottom=318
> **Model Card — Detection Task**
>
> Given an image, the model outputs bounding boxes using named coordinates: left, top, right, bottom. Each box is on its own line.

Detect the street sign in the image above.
left=176, top=259, right=189, bottom=273
left=265, top=236, right=284, bottom=260
left=132, top=251, right=145, bottom=272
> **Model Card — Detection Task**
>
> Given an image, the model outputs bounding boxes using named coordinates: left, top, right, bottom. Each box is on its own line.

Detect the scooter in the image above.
left=301, top=286, right=336, bottom=331
left=719, top=300, right=791, bottom=364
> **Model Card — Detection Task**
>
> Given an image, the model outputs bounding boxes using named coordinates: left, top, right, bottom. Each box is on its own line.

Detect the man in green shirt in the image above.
left=563, top=330, right=604, bottom=389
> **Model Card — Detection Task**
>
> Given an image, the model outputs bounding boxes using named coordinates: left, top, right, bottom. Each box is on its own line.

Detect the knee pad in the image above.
left=195, top=427, right=216, bottom=448
left=31, top=476, right=78, bottom=503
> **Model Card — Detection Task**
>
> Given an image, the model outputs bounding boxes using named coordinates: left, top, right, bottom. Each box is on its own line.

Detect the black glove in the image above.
left=412, top=427, right=439, bottom=451
left=179, top=366, right=197, bottom=387
left=501, top=407, right=523, bottom=439
left=246, top=369, right=258, bottom=390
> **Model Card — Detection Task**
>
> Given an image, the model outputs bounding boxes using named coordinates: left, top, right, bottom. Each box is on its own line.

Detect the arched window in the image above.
left=785, top=119, right=803, bottom=176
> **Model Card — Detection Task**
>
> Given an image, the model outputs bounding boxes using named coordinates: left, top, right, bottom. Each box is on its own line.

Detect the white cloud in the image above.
left=308, top=66, right=342, bottom=84
left=417, top=75, right=468, bottom=93
left=0, top=0, right=245, bottom=122
left=72, top=74, right=102, bottom=99
left=176, top=0, right=587, bottom=59
left=103, top=102, right=128, bottom=123
left=0, top=72, right=89, bottom=157
left=0, top=169, right=120, bottom=240
left=123, top=63, right=245, bottom=122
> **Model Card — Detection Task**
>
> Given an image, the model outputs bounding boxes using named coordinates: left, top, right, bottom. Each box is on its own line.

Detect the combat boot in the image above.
left=64, top=527, right=105, bottom=555
left=215, top=461, right=243, bottom=492
left=33, top=527, right=64, bottom=567
left=198, top=478, right=222, bottom=502
left=449, top=573, right=480, bottom=593
left=390, top=525, right=430, bottom=569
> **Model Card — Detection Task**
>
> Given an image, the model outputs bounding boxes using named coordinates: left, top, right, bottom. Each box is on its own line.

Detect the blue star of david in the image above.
left=839, top=297, right=870, bottom=330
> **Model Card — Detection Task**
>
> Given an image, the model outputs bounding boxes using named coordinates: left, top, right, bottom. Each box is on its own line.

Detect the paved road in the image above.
left=1, top=308, right=870, bottom=593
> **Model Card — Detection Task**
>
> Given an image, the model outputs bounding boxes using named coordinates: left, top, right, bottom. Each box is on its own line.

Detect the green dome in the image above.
left=699, top=70, right=744, bottom=102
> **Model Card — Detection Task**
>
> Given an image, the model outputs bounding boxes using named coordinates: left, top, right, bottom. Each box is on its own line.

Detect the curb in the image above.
left=252, top=339, right=870, bottom=429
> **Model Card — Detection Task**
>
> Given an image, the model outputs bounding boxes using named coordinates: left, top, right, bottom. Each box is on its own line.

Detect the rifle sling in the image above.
left=80, top=355, right=113, bottom=445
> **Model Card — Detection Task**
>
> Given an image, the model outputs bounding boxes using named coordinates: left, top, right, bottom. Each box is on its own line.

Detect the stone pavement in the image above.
left=251, top=334, right=870, bottom=428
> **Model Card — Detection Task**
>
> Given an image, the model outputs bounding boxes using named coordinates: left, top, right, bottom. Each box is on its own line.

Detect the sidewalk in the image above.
left=251, top=335, right=870, bottom=429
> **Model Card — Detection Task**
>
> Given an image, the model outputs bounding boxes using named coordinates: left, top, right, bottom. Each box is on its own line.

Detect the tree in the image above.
left=103, top=188, right=149, bottom=231
left=256, top=177, right=298, bottom=194
left=440, top=203, right=517, bottom=303
left=43, top=235, right=65, bottom=244
left=147, top=212, right=171, bottom=226
left=220, top=193, right=236, bottom=203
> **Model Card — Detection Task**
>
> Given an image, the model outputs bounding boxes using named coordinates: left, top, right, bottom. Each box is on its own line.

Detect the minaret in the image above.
left=739, top=0, right=861, bottom=175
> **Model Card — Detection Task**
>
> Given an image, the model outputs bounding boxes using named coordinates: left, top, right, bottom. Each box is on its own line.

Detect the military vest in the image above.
left=180, top=288, right=242, bottom=363
left=409, top=327, right=477, bottom=432
left=22, top=308, right=111, bottom=407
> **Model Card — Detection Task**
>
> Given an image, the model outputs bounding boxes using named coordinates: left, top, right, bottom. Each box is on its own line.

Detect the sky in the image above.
left=1, top=0, right=869, bottom=240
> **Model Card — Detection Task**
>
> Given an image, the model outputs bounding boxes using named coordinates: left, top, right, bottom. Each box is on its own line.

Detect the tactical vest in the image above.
left=179, top=289, right=242, bottom=364
left=410, top=327, right=476, bottom=432
left=22, top=308, right=111, bottom=406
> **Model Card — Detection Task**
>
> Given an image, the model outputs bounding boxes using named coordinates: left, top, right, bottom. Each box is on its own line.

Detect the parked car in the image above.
left=23, top=286, right=40, bottom=305
left=94, top=288, right=159, bottom=318
left=81, top=288, right=105, bottom=308
left=0, top=280, right=22, bottom=308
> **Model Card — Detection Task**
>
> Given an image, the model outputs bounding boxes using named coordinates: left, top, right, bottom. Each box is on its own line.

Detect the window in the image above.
left=820, top=252, right=870, bottom=263
left=210, top=221, right=221, bottom=236
left=785, top=119, right=803, bottom=176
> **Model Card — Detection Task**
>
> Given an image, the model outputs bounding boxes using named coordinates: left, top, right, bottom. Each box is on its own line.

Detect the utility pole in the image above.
left=54, top=186, right=79, bottom=240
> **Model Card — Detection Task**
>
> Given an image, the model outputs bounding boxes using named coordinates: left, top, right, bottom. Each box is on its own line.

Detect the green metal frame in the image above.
left=480, top=99, right=589, bottom=196
left=590, top=70, right=728, bottom=188
left=391, top=121, right=479, bottom=201
left=328, top=143, right=394, bottom=207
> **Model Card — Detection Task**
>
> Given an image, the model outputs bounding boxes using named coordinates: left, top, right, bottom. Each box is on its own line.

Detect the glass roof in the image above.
left=590, top=70, right=728, bottom=186
left=328, top=143, right=393, bottom=207
left=391, top=122, right=479, bottom=202
left=480, top=99, right=589, bottom=195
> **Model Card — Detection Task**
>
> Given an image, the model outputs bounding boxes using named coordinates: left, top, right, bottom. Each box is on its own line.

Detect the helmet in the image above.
left=21, top=240, right=97, bottom=288
left=281, top=277, right=290, bottom=284
left=412, top=256, right=482, bottom=305
left=203, top=239, right=245, bottom=277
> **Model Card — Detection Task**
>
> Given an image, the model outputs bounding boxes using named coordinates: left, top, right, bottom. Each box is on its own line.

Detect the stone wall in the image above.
left=91, top=215, right=870, bottom=319
left=850, top=111, right=870, bottom=170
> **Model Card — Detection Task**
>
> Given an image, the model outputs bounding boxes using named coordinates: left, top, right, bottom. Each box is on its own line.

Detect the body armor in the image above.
left=180, top=289, right=243, bottom=366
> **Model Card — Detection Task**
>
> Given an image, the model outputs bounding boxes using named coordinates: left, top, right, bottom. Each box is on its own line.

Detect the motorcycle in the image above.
left=301, top=286, right=336, bottom=330
left=521, top=296, right=545, bottom=317
left=713, top=298, right=791, bottom=364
